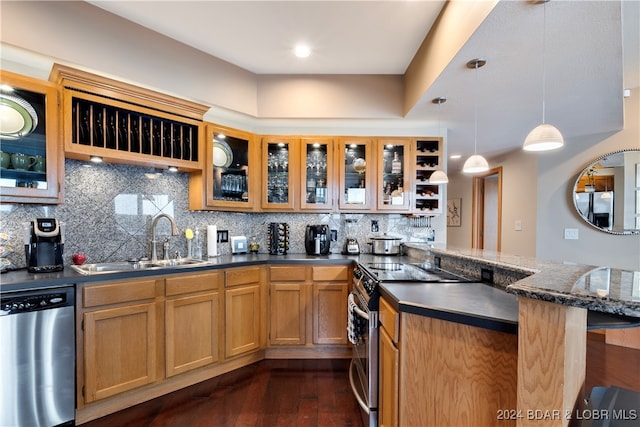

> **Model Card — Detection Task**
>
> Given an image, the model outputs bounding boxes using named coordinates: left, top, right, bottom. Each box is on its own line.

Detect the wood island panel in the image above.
left=516, top=297, right=587, bottom=427
left=399, top=312, right=518, bottom=427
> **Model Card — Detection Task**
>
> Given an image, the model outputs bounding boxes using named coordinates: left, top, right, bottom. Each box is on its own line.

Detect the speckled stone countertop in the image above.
left=405, top=244, right=640, bottom=319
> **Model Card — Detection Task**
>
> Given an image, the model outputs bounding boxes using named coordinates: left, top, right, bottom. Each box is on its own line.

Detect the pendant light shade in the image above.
left=430, top=96, right=449, bottom=184
left=429, top=169, right=449, bottom=184
left=523, top=0, right=564, bottom=152
left=462, top=154, right=490, bottom=174
left=462, top=58, right=489, bottom=174
left=523, top=123, right=564, bottom=151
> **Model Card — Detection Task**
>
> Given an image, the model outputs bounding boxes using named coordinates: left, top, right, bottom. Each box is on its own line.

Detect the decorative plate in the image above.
left=0, top=94, right=38, bottom=139
left=353, top=157, right=366, bottom=174
left=213, top=140, right=233, bottom=168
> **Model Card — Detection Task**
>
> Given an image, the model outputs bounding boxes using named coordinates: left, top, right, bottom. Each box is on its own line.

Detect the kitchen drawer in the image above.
left=165, top=271, right=222, bottom=296
left=269, top=265, right=307, bottom=282
left=83, top=278, right=160, bottom=308
left=379, top=297, right=399, bottom=344
left=311, top=265, right=349, bottom=282
left=226, top=266, right=262, bottom=287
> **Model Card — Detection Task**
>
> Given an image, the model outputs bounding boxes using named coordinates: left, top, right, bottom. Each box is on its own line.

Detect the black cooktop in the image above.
left=366, top=262, right=471, bottom=283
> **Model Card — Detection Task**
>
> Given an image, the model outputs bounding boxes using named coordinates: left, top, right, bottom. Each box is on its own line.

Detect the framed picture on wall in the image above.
left=447, top=198, right=461, bottom=227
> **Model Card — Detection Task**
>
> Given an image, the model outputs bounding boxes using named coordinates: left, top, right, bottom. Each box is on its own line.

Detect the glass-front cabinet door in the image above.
left=376, top=138, right=412, bottom=212
left=338, top=138, right=375, bottom=211
left=262, top=136, right=298, bottom=211
left=300, top=137, right=334, bottom=211
left=189, top=123, right=258, bottom=211
left=0, top=71, right=62, bottom=203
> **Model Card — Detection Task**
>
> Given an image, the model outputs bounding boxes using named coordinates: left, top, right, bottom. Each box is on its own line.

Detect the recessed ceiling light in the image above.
left=294, top=44, right=311, bottom=58
left=450, top=154, right=462, bottom=160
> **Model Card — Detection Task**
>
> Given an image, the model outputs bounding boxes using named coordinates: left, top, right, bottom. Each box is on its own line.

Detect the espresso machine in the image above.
left=24, top=218, right=64, bottom=273
left=305, top=224, right=330, bottom=255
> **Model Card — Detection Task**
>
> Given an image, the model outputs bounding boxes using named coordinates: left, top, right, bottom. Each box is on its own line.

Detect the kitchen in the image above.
left=1, top=1, right=639, bottom=427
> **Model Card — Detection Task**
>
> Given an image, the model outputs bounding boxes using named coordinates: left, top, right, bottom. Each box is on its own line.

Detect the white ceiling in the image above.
left=88, top=0, right=639, bottom=172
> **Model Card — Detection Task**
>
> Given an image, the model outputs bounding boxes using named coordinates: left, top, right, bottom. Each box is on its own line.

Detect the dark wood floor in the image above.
left=82, top=334, right=639, bottom=427
left=82, top=358, right=363, bottom=427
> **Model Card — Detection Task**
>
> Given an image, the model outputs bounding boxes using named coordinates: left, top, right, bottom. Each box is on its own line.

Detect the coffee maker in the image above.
left=305, top=224, right=330, bottom=255
left=25, top=218, right=64, bottom=273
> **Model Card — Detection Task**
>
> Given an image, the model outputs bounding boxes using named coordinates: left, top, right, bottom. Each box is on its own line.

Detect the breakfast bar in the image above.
left=415, top=246, right=640, bottom=427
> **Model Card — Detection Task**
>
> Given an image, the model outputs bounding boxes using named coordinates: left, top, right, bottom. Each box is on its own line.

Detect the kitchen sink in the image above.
left=70, top=258, right=212, bottom=275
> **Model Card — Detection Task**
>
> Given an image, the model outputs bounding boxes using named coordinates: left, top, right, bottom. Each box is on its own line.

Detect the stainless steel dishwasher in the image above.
left=0, top=285, right=75, bottom=427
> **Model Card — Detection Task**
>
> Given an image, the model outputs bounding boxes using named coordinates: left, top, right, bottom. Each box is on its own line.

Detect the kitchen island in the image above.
left=405, top=244, right=640, bottom=427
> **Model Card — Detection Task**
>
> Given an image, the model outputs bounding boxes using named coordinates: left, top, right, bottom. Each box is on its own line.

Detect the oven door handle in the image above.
left=350, top=292, right=370, bottom=321
left=353, top=303, right=369, bottom=321
left=348, top=359, right=370, bottom=414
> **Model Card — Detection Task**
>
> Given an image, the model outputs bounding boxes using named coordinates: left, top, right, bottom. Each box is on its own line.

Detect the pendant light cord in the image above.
left=474, top=61, right=479, bottom=154
left=541, top=1, right=547, bottom=124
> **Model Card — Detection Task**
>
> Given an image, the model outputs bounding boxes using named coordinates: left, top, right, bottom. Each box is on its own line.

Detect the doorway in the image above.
left=471, top=167, right=502, bottom=250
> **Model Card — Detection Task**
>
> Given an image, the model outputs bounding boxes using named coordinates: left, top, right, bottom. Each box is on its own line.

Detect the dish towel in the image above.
left=347, top=292, right=359, bottom=345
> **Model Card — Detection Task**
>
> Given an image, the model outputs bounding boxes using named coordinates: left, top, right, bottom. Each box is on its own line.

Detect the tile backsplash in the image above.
left=0, top=159, right=440, bottom=269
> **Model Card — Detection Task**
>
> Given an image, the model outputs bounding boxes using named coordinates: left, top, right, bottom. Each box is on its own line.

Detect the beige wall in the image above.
left=536, top=88, right=640, bottom=271
left=445, top=149, right=538, bottom=258
left=0, top=1, right=408, bottom=121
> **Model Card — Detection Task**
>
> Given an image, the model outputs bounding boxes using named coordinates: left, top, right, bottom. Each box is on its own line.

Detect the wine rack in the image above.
left=412, top=138, right=443, bottom=214
left=71, top=97, right=199, bottom=163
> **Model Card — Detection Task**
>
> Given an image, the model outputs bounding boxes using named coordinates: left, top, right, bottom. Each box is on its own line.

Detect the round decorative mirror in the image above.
left=573, top=149, right=640, bottom=235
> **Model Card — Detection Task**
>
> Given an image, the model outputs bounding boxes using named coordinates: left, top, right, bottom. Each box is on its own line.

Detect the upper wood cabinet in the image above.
left=337, top=137, right=376, bottom=211
left=49, top=64, right=207, bottom=172
left=300, top=137, right=335, bottom=211
left=261, top=136, right=300, bottom=211
left=376, top=138, right=413, bottom=212
left=0, top=71, right=63, bottom=204
left=189, top=123, right=260, bottom=211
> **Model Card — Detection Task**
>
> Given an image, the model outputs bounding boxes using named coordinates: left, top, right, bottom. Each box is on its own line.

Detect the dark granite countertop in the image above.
left=0, top=253, right=358, bottom=293
left=379, top=281, right=519, bottom=334
left=407, top=245, right=640, bottom=319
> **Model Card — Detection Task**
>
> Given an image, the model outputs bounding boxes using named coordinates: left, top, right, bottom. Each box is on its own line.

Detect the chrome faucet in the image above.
left=151, top=213, right=179, bottom=261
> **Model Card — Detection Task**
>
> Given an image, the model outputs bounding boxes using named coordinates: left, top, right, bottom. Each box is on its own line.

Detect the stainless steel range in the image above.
left=347, top=261, right=470, bottom=426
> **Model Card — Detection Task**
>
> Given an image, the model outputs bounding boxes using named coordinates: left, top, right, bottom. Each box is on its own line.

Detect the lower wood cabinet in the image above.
left=80, top=271, right=223, bottom=408
left=165, top=271, right=223, bottom=377
left=225, top=266, right=266, bottom=358
left=312, top=282, right=348, bottom=344
left=378, top=297, right=399, bottom=427
left=76, top=263, right=348, bottom=423
left=268, top=264, right=350, bottom=352
left=270, top=282, right=307, bottom=345
left=81, top=277, right=162, bottom=404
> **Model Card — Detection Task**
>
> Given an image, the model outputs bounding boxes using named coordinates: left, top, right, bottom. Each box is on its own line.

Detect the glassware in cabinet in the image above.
left=300, top=137, right=334, bottom=211
left=376, top=139, right=412, bottom=211
left=262, top=136, right=298, bottom=211
left=0, top=71, right=63, bottom=204
left=189, top=124, right=258, bottom=211
left=337, top=138, right=375, bottom=211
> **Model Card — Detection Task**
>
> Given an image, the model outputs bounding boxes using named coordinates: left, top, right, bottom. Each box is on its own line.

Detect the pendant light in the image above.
left=523, top=0, right=564, bottom=152
left=429, top=97, right=449, bottom=184
left=462, top=58, right=489, bottom=174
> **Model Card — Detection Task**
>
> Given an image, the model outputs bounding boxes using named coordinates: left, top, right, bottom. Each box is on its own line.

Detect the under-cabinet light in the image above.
left=89, top=156, right=103, bottom=163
